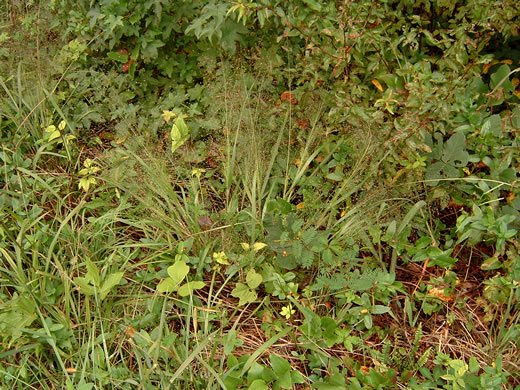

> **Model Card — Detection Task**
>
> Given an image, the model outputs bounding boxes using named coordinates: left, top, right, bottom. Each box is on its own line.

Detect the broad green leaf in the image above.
left=157, top=278, right=178, bottom=293
left=429, top=253, right=457, bottom=268
left=326, top=172, right=344, bottom=181
left=372, top=305, right=391, bottom=315
left=246, top=269, right=262, bottom=289
left=167, top=260, right=190, bottom=287
left=177, top=281, right=206, bottom=297
left=248, top=379, right=268, bottom=390
left=171, top=116, right=191, bottom=153
left=86, top=259, right=100, bottom=286
left=490, top=64, right=511, bottom=90
left=364, top=314, right=373, bottom=329
left=442, top=132, right=468, bottom=166
left=47, top=130, right=61, bottom=142
left=231, top=283, right=257, bottom=306
left=74, top=277, right=95, bottom=296
left=100, top=272, right=123, bottom=300
left=270, top=354, right=290, bottom=377
left=107, top=51, right=128, bottom=63
left=481, top=256, right=501, bottom=271
left=481, top=115, right=501, bottom=137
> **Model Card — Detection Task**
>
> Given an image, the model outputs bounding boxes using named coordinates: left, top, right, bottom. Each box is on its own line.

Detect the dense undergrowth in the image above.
left=1, top=1, right=520, bottom=389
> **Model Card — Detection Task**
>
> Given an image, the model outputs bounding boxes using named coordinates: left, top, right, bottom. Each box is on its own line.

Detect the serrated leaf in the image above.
left=177, top=281, right=206, bottom=297
left=246, top=269, right=262, bottom=289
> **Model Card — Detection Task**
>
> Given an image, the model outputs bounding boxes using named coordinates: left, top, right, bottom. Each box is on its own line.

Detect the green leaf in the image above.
left=167, top=260, right=190, bottom=287
left=442, top=132, right=468, bottom=166
left=231, top=283, right=257, bottom=306
left=99, top=272, right=123, bottom=300
left=481, top=115, right=501, bottom=137
left=86, top=259, right=100, bottom=287
left=481, top=256, right=501, bottom=271
left=302, top=0, right=322, bottom=11
left=364, top=314, right=373, bottom=329
left=246, top=269, right=262, bottom=289
left=171, top=116, right=191, bottom=153
left=372, top=305, right=391, bottom=315
left=74, top=277, right=95, bottom=296
left=429, top=253, right=457, bottom=268
left=248, top=379, right=268, bottom=390
left=177, top=281, right=206, bottom=297
left=47, top=130, right=61, bottom=142
left=107, top=51, right=129, bottom=63
left=469, top=356, right=479, bottom=374
left=326, top=172, right=344, bottom=181
left=270, top=354, right=290, bottom=377
left=312, top=373, right=347, bottom=389
left=490, top=64, right=511, bottom=90
left=157, top=278, right=178, bottom=293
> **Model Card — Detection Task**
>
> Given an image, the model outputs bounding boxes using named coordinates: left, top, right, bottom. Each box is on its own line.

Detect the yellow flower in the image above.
left=191, top=168, right=206, bottom=179
left=280, top=304, right=295, bottom=319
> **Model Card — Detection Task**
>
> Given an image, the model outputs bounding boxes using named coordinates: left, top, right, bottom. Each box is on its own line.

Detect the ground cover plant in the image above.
left=1, top=0, right=520, bottom=389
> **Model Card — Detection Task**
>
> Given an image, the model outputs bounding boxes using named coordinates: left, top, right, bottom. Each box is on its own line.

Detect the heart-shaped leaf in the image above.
left=177, top=281, right=206, bottom=297
left=167, top=260, right=189, bottom=287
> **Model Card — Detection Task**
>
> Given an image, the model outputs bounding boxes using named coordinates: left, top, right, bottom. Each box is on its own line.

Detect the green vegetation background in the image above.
left=1, top=0, right=520, bottom=389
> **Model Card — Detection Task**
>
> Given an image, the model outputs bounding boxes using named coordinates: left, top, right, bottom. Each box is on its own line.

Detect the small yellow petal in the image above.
left=296, top=202, right=305, bottom=209
left=240, top=243, right=250, bottom=251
